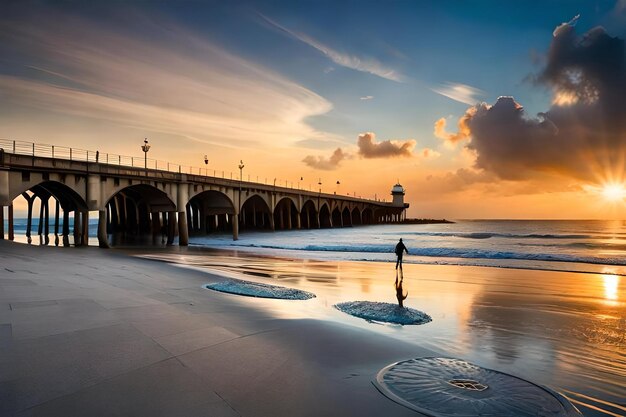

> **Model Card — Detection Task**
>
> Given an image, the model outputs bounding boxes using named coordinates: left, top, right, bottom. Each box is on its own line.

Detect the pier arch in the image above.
left=319, top=203, right=331, bottom=228
left=331, top=207, right=342, bottom=227
left=351, top=207, right=362, bottom=225
left=241, top=194, right=272, bottom=230
left=362, top=208, right=373, bottom=225
left=105, top=184, right=177, bottom=246
left=342, top=207, right=352, bottom=227
left=300, top=200, right=317, bottom=229
left=187, top=190, right=235, bottom=235
left=10, top=180, right=88, bottom=246
left=274, top=197, right=299, bottom=230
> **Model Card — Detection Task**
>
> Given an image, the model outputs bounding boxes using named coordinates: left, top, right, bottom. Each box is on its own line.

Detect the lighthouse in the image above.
left=391, top=183, right=405, bottom=207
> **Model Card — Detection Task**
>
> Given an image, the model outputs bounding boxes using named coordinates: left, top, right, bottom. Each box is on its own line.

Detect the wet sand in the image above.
left=142, top=247, right=626, bottom=417
left=1, top=242, right=624, bottom=416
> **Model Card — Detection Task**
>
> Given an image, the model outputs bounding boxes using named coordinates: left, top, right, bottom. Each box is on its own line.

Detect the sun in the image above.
left=602, top=183, right=626, bottom=201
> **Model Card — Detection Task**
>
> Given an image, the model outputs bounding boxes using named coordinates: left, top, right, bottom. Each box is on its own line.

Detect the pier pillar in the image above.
left=167, top=211, right=175, bottom=245
left=81, top=211, right=89, bottom=246
left=54, top=200, right=60, bottom=246
left=178, top=211, right=189, bottom=246
left=74, top=211, right=82, bottom=246
left=296, top=211, right=301, bottom=229
left=279, top=207, right=284, bottom=230
left=0, top=205, right=4, bottom=240
left=176, top=182, right=189, bottom=246
left=43, top=197, right=50, bottom=245
left=8, top=204, right=14, bottom=241
left=184, top=204, right=193, bottom=234
left=98, top=209, right=109, bottom=248
left=38, top=197, right=45, bottom=238
left=232, top=213, right=239, bottom=240
left=62, top=209, right=70, bottom=246
left=287, top=209, right=292, bottom=230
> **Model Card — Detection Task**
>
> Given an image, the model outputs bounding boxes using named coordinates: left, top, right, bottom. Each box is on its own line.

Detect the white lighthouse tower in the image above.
left=391, top=183, right=405, bottom=207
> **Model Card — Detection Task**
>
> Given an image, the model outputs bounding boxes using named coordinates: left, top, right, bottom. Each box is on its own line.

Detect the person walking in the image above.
left=395, top=238, right=408, bottom=270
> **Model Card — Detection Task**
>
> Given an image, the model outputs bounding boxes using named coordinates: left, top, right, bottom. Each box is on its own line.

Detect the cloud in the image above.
left=431, top=82, right=484, bottom=105
left=259, top=14, right=405, bottom=82
left=437, top=22, right=626, bottom=183
left=0, top=11, right=335, bottom=150
left=421, top=148, right=441, bottom=159
left=302, top=148, right=348, bottom=170
left=357, top=132, right=415, bottom=158
left=434, top=114, right=472, bottom=145
left=423, top=168, right=496, bottom=193
left=360, top=95, right=374, bottom=100
left=553, top=14, right=580, bottom=37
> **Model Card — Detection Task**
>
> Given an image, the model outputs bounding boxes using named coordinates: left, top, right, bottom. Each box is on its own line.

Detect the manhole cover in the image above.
left=374, top=357, right=582, bottom=417
left=203, top=280, right=315, bottom=300
left=447, top=379, right=488, bottom=391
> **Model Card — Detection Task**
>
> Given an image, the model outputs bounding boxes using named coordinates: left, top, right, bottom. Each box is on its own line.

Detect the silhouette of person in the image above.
left=95, top=150, right=99, bottom=163
left=395, top=238, right=408, bottom=270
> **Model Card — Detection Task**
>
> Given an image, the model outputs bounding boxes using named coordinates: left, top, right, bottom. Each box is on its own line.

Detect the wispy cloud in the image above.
left=360, top=95, right=374, bottom=101
left=432, top=82, right=484, bottom=105
left=0, top=13, right=336, bottom=151
left=259, top=14, right=405, bottom=83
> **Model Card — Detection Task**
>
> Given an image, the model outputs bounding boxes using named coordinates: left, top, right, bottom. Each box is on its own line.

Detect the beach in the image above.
left=1, top=237, right=624, bottom=416
left=0, top=241, right=431, bottom=416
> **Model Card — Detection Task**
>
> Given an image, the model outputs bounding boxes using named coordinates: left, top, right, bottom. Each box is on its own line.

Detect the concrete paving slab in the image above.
left=15, top=358, right=229, bottom=417
left=154, top=325, right=240, bottom=356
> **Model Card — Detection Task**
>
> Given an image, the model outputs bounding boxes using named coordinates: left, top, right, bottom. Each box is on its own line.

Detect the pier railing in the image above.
left=0, top=138, right=383, bottom=202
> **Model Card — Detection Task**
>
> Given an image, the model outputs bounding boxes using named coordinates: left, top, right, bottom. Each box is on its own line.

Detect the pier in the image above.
left=0, top=139, right=409, bottom=247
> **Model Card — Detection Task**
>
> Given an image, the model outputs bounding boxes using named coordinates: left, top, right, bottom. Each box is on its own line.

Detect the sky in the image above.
left=1, top=0, right=626, bottom=219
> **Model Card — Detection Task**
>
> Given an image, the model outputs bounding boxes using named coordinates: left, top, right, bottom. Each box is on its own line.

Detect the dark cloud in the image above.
left=302, top=147, right=348, bottom=170
left=438, top=21, right=626, bottom=183
left=357, top=132, right=415, bottom=158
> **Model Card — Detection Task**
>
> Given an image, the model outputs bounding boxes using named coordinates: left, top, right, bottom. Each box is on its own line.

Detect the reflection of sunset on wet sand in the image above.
left=142, top=248, right=625, bottom=415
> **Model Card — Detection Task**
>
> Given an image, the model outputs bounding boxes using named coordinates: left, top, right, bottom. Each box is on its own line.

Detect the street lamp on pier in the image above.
left=238, top=160, right=245, bottom=209
left=141, top=138, right=150, bottom=171
left=204, top=155, right=209, bottom=176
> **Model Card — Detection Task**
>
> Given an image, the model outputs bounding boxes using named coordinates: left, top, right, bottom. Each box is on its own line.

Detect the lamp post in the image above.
left=317, top=178, right=322, bottom=228
left=141, top=138, right=150, bottom=172
left=204, top=155, right=208, bottom=176
left=335, top=180, right=340, bottom=195
left=238, top=160, right=245, bottom=208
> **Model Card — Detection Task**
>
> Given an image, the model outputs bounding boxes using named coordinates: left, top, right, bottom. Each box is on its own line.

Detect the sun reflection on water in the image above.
left=601, top=274, right=619, bottom=305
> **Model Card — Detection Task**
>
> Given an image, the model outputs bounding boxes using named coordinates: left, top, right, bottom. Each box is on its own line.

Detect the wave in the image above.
left=198, top=240, right=626, bottom=267
left=391, top=231, right=593, bottom=240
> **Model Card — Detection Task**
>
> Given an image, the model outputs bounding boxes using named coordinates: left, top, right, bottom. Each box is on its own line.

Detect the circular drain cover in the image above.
left=374, top=357, right=582, bottom=417
left=203, top=280, right=315, bottom=300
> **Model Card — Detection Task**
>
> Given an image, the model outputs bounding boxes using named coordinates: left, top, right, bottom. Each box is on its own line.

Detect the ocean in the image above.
left=189, top=219, right=626, bottom=276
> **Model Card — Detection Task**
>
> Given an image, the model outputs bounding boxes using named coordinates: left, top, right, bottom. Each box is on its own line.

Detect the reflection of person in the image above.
left=395, top=238, right=408, bottom=270
left=395, top=271, right=408, bottom=308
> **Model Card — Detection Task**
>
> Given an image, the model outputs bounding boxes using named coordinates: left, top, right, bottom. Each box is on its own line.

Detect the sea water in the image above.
left=190, top=220, right=626, bottom=276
